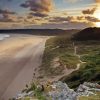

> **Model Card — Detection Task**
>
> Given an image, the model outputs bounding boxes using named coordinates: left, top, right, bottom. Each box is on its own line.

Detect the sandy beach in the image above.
left=0, top=34, right=48, bottom=100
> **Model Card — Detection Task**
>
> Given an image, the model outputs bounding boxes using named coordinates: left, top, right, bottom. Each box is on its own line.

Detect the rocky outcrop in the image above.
left=77, top=82, right=100, bottom=97
left=15, top=81, right=100, bottom=100
left=47, top=81, right=77, bottom=100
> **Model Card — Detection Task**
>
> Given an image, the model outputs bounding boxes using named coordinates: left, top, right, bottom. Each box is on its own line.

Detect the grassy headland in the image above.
left=61, top=41, right=100, bottom=88
left=40, top=36, right=80, bottom=76
left=13, top=28, right=100, bottom=100
left=40, top=27, right=100, bottom=89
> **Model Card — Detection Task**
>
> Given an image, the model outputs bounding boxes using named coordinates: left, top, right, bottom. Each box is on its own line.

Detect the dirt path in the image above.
left=0, top=35, right=48, bottom=100
left=74, top=42, right=86, bottom=69
left=48, top=42, right=86, bottom=82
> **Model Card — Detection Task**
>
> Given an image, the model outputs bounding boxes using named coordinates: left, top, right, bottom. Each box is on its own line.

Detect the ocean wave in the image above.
left=0, top=34, right=10, bottom=40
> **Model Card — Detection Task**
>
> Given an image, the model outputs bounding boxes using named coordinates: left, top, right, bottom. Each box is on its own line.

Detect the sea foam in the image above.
left=0, top=34, right=10, bottom=40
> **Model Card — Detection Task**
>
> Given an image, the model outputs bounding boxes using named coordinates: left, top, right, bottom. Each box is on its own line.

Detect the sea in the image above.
left=0, top=34, right=10, bottom=40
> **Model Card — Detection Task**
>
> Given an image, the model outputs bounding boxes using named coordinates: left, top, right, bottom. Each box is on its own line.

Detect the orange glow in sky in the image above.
left=93, top=6, right=100, bottom=27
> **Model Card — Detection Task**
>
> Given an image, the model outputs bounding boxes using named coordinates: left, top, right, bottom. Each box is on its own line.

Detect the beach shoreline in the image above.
left=0, top=34, right=48, bottom=100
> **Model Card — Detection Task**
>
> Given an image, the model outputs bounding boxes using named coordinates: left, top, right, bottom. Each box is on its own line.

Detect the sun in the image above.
left=95, top=22, right=100, bottom=27
left=93, top=7, right=100, bottom=27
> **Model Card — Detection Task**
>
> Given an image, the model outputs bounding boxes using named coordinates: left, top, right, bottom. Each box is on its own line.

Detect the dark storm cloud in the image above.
left=85, top=16, right=100, bottom=22
left=20, top=0, right=53, bottom=17
left=82, top=8, right=96, bottom=15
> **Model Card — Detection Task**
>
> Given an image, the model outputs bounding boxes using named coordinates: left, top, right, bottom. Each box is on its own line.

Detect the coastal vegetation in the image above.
left=40, top=36, right=79, bottom=76
left=62, top=41, right=100, bottom=88
left=10, top=27, right=100, bottom=100
left=40, top=27, right=100, bottom=88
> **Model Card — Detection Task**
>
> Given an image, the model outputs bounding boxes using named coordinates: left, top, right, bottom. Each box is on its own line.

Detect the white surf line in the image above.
left=0, top=34, right=10, bottom=40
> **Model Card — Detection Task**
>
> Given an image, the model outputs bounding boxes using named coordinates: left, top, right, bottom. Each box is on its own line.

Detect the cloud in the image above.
left=77, top=16, right=84, bottom=20
left=29, top=12, right=48, bottom=17
left=0, top=9, right=16, bottom=15
left=76, top=15, right=100, bottom=23
left=41, top=21, right=91, bottom=29
left=95, top=0, right=100, bottom=3
left=49, top=16, right=74, bottom=23
left=20, top=0, right=53, bottom=17
left=0, top=8, right=17, bottom=22
left=85, top=16, right=100, bottom=22
left=63, top=0, right=81, bottom=3
left=82, top=8, right=96, bottom=15
left=0, top=14, right=14, bottom=22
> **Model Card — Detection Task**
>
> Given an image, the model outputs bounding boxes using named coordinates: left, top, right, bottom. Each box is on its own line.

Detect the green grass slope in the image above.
left=40, top=28, right=100, bottom=89
left=40, top=36, right=79, bottom=76
left=61, top=41, right=100, bottom=88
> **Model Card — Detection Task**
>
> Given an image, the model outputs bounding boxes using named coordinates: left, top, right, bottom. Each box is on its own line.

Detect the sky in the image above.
left=0, top=0, right=100, bottom=29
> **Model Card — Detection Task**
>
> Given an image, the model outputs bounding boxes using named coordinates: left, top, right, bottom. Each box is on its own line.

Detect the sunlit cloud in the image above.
left=95, top=0, right=100, bottom=3
left=48, top=16, right=74, bottom=23
left=0, top=0, right=99, bottom=29
left=20, top=0, right=54, bottom=17
left=85, top=16, right=100, bottom=22
left=82, top=8, right=96, bottom=15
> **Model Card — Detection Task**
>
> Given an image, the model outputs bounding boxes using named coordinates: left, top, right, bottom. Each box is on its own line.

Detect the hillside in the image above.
left=0, top=29, right=79, bottom=36
left=13, top=28, right=100, bottom=100
left=7, top=28, right=100, bottom=100
left=72, top=27, right=100, bottom=41
left=14, top=81, right=100, bottom=100
left=61, top=41, right=100, bottom=88
left=39, top=28, right=100, bottom=89
left=59, top=27, right=100, bottom=88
